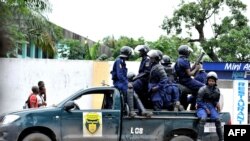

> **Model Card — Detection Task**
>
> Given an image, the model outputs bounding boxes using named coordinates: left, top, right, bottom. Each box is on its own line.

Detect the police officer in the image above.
left=196, top=71, right=223, bottom=141
left=147, top=50, right=171, bottom=111
left=161, top=55, right=175, bottom=82
left=174, top=45, right=204, bottom=110
left=127, top=72, right=152, bottom=117
left=161, top=55, right=184, bottom=111
left=133, top=45, right=152, bottom=108
left=111, top=46, right=135, bottom=116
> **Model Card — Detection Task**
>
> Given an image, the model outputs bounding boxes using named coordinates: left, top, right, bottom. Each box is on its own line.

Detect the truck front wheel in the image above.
left=169, top=135, right=194, bottom=141
left=22, top=133, right=52, bottom=141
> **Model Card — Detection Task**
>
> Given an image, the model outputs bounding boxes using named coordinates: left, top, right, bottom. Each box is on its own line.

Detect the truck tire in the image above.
left=169, top=135, right=194, bottom=141
left=22, top=133, right=52, bottom=141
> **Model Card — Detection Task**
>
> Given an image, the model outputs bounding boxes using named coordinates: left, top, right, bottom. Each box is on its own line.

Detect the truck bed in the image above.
left=121, top=110, right=230, bottom=141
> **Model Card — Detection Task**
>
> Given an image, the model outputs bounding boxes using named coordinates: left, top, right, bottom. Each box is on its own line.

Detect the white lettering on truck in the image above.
left=130, top=127, right=143, bottom=134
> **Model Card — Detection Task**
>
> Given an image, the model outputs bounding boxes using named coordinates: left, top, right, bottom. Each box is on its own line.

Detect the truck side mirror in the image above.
left=64, top=101, right=75, bottom=111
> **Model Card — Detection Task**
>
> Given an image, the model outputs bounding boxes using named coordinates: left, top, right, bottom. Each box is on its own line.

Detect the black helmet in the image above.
left=120, top=46, right=133, bottom=58
left=178, top=45, right=193, bottom=56
left=135, top=45, right=150, bottom=54
left=161, top=55, right=171, bottom=65
left=127, top=72, right=136, bottom=82
left=157, top=50, right=163, bottom=60
left=147, top=49, right=162, bottom=61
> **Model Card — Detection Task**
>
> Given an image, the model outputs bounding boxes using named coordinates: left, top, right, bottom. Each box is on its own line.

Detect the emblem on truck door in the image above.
left=83, top=112, right=102, bottom=136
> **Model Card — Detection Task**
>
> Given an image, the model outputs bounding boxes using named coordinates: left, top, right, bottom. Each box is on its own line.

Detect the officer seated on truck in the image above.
left=161, top=55, right=184, bottom=111
left=147, top=50, right=180, bottom=111
left=127, top=72, right=153, bottom=117
left=196, top=71, right=223, bottom=141
left=133, top=45, right=152, bottom=109
left=174, top=45, right=205, bottom=110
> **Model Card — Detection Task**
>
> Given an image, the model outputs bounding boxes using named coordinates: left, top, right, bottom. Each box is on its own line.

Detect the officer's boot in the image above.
left=215, top=119, right=224, bottom=141
left=180, top=93, right=188, bottom=110
left=173, top=101, right=185, bottom=111
left=173, top=102, right=178, bottom=112
left=178, top=104, right=185, bottom=111
left=134, top=93, right=152, bottom=117
left=127, top=87, right=137, bottom=117
left=196, top=119, right=206, bottom=141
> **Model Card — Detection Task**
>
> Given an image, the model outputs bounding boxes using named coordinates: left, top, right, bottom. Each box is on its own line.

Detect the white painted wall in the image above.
left=0, top=58, right=141, bottom=114
left=0, top=58, right=94, bottom=114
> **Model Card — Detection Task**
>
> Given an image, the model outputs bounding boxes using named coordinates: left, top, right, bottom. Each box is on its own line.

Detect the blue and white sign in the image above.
left=232, top=80, right=248, bottom=124
left=203, top=62, right=250, bottom=71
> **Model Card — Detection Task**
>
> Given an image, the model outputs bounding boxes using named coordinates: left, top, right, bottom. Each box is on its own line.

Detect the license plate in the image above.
left=204, top=122, right=225, bottom=133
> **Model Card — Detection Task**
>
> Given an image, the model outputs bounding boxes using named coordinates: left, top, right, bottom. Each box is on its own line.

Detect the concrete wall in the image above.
left=0, top=58, right=140, bottom=114
left=0, top=58, right=93, bottom=114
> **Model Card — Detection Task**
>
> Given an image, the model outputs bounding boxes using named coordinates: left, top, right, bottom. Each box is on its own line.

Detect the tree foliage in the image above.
left=148, top=36, right=183, bottom=61
left=162, top=0, right=250, bottom=61
left=0, top=0, right=63, bottom=57
left=102, top=36, right=145, bottom=60
left=84, top=41, right=92, bottom=60
left=59, top=39, right=106, bottom=60
left=149, top=35, right=205, bottom=62
left=60, top=39, right=84, bottom=60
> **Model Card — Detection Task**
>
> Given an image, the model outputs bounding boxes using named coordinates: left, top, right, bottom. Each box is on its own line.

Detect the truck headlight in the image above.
left=1, top=115, right=20, bottom=125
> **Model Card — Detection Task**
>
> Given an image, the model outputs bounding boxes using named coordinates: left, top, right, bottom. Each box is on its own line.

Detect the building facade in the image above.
left=17, top=28, right=111, bottom=59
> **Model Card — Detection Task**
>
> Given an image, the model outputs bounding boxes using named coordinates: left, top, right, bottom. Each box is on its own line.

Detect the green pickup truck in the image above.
left=0, top=86, right=231, bottom=141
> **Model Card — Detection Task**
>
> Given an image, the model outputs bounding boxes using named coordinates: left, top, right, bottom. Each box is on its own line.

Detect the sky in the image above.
left=47, top=0, right=180, bottom=42
left=47, top=0, right=250, bottom=42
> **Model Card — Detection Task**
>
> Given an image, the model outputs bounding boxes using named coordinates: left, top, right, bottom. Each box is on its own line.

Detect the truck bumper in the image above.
left=0, top=124, right=19, bottom=141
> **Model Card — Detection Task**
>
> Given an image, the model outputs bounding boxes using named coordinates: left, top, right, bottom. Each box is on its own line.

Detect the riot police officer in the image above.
left=133, top=45, right=152, bottom=108
left=161, top=55, right=175, bottom=82
left=111, top=46, right=134, bottom=116
left=127, top=72, right=152, bottom=117
left=161, top=55, right=184, bottom=111
left=147, top=50, right=171, bottom=111
left=196, top=71, right=223, bottom=141
left=174, top=45, right=204, bottom=110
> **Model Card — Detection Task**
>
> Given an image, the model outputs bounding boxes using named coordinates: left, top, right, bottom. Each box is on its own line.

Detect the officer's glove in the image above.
left=128, top=82, right=133, bottom=89
left=216, top=103, right=221, bottom=112
left=151, top=86, right=159, bottom=93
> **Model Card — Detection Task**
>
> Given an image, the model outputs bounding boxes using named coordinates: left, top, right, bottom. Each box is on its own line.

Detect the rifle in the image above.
left=191, top=52, right=205, bottom=71
left=132, top=72, right=148, bottom=81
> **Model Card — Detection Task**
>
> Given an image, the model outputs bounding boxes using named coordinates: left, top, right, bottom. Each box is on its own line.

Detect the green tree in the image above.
left=148, top=35, right=204, bottom=62
left=102, top=36, right=145, bottom=60
left=162, top=0, right=250, bottom=61
left=0, top=0, right=63, bottom=57
left=148, top=36, right=182, bottom=61
left=84, top=41, right=92, bottom=60
left=204, top=27, right=250, bottom=61
left=102, top=35, right=116, bottom=49
left=61, top=39, right=84, bottom=60
left=90, top=42, right=100, bottom=60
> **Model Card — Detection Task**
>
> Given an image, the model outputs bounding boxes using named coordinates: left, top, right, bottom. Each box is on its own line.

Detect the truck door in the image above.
left=60, top=89, right=121, bottom=141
